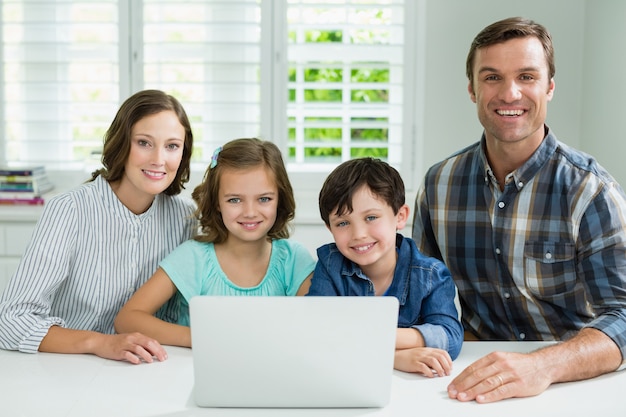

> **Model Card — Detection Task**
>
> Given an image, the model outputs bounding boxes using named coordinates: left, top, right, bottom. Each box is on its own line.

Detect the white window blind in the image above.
left=0, top=0, right=415, bottom=187
left=285, top=0, right=404, bottom=172
left=141, top=0, right=262, bottom=161
left=1, top=0, right=119, bottom=169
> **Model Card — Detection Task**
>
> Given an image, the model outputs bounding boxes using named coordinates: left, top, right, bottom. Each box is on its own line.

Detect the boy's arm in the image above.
left=409, top=264, right=464, bottom=359
left=396, top=327, right=425, bottom=349
left=114, top=268, right=192, bottom=347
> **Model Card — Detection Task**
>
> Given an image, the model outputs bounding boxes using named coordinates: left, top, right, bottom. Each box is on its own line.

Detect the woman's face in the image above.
left=115, top=110, right=185, bottom=213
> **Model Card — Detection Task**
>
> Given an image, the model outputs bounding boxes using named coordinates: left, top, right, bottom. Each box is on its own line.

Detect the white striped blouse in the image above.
left=0, top=175, right=197, bottom=353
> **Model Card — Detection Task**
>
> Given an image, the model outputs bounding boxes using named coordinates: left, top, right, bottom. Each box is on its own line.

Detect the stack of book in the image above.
left=0, top=166, right=54, bottom=205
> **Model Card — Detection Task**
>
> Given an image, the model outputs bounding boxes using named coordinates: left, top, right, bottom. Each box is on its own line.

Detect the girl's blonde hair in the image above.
left=191, top=138, right=295, bottom=244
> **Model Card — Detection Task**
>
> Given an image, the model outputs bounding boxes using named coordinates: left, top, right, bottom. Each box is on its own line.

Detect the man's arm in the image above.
left=448, top=327, right=622, bottom=403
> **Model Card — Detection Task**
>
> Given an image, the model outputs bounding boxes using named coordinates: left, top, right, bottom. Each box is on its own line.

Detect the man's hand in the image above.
left=447, top=350, right=553, bottom=403
left=448, top=328, right=622, bottom=403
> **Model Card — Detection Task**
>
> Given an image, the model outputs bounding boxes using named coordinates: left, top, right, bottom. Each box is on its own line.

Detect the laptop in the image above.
left=189, top=296, right=399, bottom=408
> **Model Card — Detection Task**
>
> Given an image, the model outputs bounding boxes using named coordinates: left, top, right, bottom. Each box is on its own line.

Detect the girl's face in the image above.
left=218, top=165, right=279, bottom=245
left=115, top=110, right=185, bottom=213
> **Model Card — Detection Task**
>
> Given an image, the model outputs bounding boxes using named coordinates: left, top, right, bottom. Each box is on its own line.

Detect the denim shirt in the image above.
left=307, top=233, right=463, bottom=360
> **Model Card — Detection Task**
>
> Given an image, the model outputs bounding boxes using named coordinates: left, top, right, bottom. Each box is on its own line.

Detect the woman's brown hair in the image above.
left=90, top=89, right=193, bottom=195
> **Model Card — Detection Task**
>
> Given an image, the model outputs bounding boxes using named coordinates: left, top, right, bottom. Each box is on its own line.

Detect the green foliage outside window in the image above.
left=288, top=16, right=392, bottom=162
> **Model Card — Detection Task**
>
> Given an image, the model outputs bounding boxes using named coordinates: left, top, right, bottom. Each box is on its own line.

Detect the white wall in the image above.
left=580, top=0, right=626, bottom=186
left=415, top=0, right=626, bottom=187
left=415, top=0, right=587, bottom=180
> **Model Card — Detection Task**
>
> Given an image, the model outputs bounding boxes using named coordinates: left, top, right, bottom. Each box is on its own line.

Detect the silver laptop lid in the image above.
left=190, top=296, right=398, bottom=408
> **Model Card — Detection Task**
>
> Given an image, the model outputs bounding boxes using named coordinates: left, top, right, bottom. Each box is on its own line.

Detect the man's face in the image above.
left=468, top=36, right=555, bottom=150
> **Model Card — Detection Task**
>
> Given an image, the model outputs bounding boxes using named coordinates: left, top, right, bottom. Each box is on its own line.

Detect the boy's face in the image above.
left=327, top=185, right=409, bottom=279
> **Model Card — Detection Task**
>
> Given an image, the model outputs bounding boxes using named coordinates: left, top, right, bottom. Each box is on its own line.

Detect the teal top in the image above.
left=159, top=239, right=316, bottom=326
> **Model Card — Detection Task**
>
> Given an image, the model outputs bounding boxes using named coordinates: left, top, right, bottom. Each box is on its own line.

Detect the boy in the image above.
left=307, top=157, right=463, bottom=377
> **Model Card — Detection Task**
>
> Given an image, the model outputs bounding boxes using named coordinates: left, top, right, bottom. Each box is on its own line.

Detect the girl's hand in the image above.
left=394, top=347, right=452, bottom=377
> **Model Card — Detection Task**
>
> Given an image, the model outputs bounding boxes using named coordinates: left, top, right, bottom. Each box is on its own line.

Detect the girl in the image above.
left=115, top=138, right=315, bottom=348
left=0, top=90, right=196, bottom=364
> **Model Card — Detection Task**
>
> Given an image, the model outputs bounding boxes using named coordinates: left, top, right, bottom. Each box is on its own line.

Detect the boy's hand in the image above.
left=394, top=347, right=452, bottom=377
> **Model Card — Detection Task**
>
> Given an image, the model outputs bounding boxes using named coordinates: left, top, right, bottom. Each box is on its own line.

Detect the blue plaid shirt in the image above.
left=412, top=128, right=626, bottom=361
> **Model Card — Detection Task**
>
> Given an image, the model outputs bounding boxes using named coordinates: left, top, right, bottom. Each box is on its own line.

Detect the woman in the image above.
left=0, top=90, right=196, bottom=364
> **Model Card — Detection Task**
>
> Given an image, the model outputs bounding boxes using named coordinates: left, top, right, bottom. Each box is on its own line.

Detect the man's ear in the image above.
left=468, top=81, right=477, bottom=103
left=396, top=204, right=410, bottom=230
left=547, top=78, right=555, bottom=101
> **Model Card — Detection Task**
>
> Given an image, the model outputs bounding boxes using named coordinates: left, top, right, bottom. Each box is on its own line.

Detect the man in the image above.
left=413, top=17, right=626, bottom=403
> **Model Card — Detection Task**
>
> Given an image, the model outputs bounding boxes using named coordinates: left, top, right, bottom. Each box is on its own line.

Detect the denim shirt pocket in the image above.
left=524, top=240, right=576, bottom=299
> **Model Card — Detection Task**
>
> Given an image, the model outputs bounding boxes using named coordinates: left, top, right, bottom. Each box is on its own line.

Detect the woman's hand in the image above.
left=39, top=326, right=168, bottom=364
left=92, top=332, right=168, bottom=364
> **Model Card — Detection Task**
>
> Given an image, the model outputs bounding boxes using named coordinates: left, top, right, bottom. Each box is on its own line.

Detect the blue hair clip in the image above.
left=210, top=146, right=222, bottom=169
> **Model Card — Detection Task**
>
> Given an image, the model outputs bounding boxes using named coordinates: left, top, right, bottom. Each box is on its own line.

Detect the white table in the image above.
left=0, top=341, right=623, bottom=416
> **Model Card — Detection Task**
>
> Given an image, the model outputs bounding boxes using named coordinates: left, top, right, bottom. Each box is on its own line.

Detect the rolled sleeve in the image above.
left=413, top=323, right=449, bottom=352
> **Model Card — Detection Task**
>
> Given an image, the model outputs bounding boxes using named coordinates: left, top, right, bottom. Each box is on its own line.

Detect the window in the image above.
left=286, top=0, right=404, bottom=173
left=1, top=0, right=419, bottom=191
left=1, top=0, right=119, bottom=169
left=142, top=0, right=263, bottom=162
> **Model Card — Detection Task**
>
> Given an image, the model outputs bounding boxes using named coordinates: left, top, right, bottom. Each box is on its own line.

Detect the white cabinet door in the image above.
left=0, top=223, right=36, bottom=294
left=4, top=224, right=35, bottom=256
left=0, top=259, right=20, bottom=294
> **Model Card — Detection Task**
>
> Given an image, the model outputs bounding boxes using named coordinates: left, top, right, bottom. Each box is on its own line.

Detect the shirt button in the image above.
left=519, top=333, right=526, bottom=340
left=545, top=252, right=552, bottom=260
left=127, top=287, right=134, bottom=293
left=504, top=292, right=510, bottom=299
left=518, top=181, right=524, bottom=188
left=495, top=248, right=501, bottom=255
left=498, top=201, right=505, bottom=209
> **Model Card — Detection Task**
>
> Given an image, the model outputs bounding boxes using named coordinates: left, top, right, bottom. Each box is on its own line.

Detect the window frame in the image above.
left=1, top=0, right=424, bottom=201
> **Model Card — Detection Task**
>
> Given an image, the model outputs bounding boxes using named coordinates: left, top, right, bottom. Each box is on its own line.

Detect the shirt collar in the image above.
left=340, top=233, right=411, bottom=305
left=479, top=125, right=558, bottom=191
left=96, top=175, right=160, bottom=222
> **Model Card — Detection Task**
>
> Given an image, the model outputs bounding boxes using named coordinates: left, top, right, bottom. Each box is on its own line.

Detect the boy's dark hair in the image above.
left=319, top=157, right=405, bottom=226
left=90, top=89, right=193, bottom=195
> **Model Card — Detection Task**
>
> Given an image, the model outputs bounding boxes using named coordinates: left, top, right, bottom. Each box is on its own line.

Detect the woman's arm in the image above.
left=114, top=268, right=192, bottom=347
left=39, top=326, right=167, bottom=364
left=0, top=196, right=76, bottom=352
